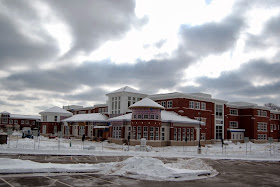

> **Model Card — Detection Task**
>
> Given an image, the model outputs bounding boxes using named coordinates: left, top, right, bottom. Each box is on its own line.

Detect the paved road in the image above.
left=0, top=155, right=279, bottom=187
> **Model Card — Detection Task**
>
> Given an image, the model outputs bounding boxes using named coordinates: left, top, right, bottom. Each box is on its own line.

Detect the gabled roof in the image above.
left=106, top=86, right=145, bottom=95
left=108, top=113, right=132, bottom=122
left=129, top=97, right=164, bottom=109
left=39, top=106, right=73, bottom=115
left=62, top=113, right=108, bottom=122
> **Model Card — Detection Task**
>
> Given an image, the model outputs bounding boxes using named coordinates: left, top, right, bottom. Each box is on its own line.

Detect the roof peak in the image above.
left=129, top=97, right=164, bottom=109
left=39, top=106, right=73, bottom=115
left=107, top=86, right=145, bottom=95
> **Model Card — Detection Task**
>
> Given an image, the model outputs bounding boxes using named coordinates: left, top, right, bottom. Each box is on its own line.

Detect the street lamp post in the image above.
left=197, top=112, right=201, bottom=154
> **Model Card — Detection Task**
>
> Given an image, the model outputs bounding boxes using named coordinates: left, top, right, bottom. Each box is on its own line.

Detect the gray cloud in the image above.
left=64, top=88, right=108, bottom=102
left=8, top=94, right=39, bottom=101
left=45, top=0, right=140, bottom=58
left=0, top=99, right=23, bottom=107
left=179, top=15, right=245, bottom=56
left=179, top=59, right=280, bottom=105
left=0, top=1, right=59, bottom=69
left=1, top=52, right=194, bottom=95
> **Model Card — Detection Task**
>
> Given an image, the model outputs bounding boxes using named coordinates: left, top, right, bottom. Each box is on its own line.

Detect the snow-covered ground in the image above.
left=0, top=134, right=279, bottom=181
left=1, top=135, right=280, bottom=161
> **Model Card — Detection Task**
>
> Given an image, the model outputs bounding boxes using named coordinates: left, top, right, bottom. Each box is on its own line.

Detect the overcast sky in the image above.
left=1, top=0, right=280, bottom=115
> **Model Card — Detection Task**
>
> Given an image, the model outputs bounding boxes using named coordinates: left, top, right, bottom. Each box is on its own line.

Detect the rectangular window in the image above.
left=167, top=101, right=173, bottom=108
left=257, top=110, right=261, bottom=116
left=155, top=127, right=159, bottom=140
left=9, top=120, right=13, bottom=124
left=229, top=121, right=238, bottom=128
left=189, top=101, right=194, bottom=109
left=271, top=124, right=273, bottom=132
left=14, top=120, right=18, bottom=124
left=201, top=102, right=206, bottom=110
left=143, top=126, right=148, bottom=139
left=187, top=128, right=190, bottom=141
left=191, top=128, right=194, bottom=141
left=215, top=104, right=223, bottom=119
left=25, top=120, right=29, bottom=125
left=150, top=127, right=154, bottom=140
left=161, top=127, right=165, bottom=140
left=161, top=101, right=166, bottom=108
left=138, top=114, right=142, bottom=119
left=230, top=109, right=238, bottom=115
left=257, top=122, right=267, bottom=132
left=132, top=126, right=136, bottom=139
left=150, top=115, right=154, bottom=119
left=79, top=126, right=85, bottom=136
left=174, top=128, right=177, bottom=141
left=144, top=115, right=149, bottom=119
left=113, top=126, right=121, bottom=138
left=274, top=124, right=277, bottom=130
left=54, top=116, right=57, bottom=122
left=137, top=126, right=142, bottom=140
left=182, top=128, right=186, bottom=141
left=257, top=134, right=267, bottom=140
left=178, top=128, right=181, bottom=141
left=21, top=120, right=25, bottom=125
left=261, top=111, right=267, bottom=117
left=215, top=126, right=223, bottom=139
left=134, top=114, right=137, bottom=119
left=43, top=116, right=47, bottom=121
left=128, top=101, right=131, bottom=107
left=195, top=102, right=200, bottom=109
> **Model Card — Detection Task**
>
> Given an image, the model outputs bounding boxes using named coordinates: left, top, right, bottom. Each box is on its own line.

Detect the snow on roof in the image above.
left=1, top=111, right=10, bottom=114
left=10, top=114, right=40, bottom=120
left=109, top=111, right=203, bottom=125
left=107, top=86, right=145, bottom=95
left=129, top=97, right=165, bottom=109
left=228, top=101, right=258, bottom=107
left=161, top=111, right=204, bottom=125
left=108, top=113, right=132, bottom=122
left=62, top=113, right=108, bottom=122
left=39, top=106, right=73, bottom=115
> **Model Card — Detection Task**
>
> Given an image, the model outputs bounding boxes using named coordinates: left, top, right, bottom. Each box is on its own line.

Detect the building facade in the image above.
left=39, top=106, right=73, bottom=136
left=0, top=111, right=40, bottom=132
left=108, top=98, right=203, bottom=146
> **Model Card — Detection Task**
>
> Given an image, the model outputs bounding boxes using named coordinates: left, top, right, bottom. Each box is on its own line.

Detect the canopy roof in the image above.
left=129, top=97, right=164, bottom=109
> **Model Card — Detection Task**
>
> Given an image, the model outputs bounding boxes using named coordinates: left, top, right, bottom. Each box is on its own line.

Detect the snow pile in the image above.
left=0, top=158, right=99, bottom=174
left=97, top=157, right=216, bottom=181
left=166, top=158, right=218, bottom=177
left=0, top=157, right=216, bottom=181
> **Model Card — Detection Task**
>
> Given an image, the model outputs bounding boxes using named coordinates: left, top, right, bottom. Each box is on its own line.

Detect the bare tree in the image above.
left=264, top=103, right=280, bottom=111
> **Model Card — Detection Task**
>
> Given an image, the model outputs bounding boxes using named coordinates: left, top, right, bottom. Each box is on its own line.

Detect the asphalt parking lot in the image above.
left=0, top=155, right=279, bottom=187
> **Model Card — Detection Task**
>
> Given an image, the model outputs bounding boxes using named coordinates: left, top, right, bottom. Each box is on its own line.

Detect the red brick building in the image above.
left=39, top=106, right=73, bottom=136
left=0, top=111, right=40, bottom=131
left=108, top=98, right=203, bottom=146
